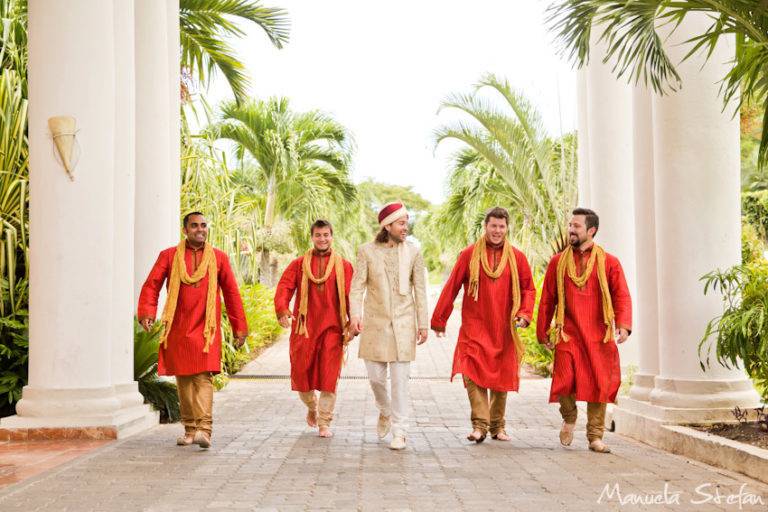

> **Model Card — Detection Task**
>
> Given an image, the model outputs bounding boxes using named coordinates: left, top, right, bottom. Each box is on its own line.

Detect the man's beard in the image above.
left=569, top=234, right=581, bottom=247
left=391, top=232, right=406, bottom=243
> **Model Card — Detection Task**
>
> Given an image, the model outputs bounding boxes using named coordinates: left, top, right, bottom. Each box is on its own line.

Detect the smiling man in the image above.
left=349, top=201, right=428, bottom=450
left=431, top=207, right=536, bottom=443
left=274, top=220, right=354, bottom=438
left=137, top=211, right=248, bottom=449
left=536, top=208, right=632, bottom=454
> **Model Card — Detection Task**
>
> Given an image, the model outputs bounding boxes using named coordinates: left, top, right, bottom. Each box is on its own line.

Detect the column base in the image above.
left=649, top=376, right=761, bottom=410
left=628, top=373, right=656, bottom=401
left=0, top=384, right=158, bottom=439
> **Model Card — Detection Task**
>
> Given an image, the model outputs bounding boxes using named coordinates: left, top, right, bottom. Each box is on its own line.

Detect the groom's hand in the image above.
left=350, top=317, right=363, bottom=335
left=417, top=329, right=428, bottom=345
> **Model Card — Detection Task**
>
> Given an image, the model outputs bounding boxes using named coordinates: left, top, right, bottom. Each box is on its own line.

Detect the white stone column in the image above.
left=111, top=0, right=146, bottom=412
left=134, top=0, right=180, bottom=303
left=1, top=0, right=155, bottom=434
left=167, top=0, right=181, bottom=233
left=627, top=86, right=659, bottom=401
left=576, top=68, right=591, bottom=205
left=648, top=12, right=760, bottom=416
left=584, top=37, right=638, bottom=369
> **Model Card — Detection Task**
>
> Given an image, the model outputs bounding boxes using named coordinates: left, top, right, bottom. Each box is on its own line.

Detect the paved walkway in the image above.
left=1, top=309, right=767, bottom=510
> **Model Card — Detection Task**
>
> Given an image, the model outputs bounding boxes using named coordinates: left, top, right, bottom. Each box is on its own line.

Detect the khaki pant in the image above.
left=463, top=376, right=507, bottom=435
left=298, top=391, right=337, bottom=427
left=558, top=394, right=607, bottom=442
left=176, top=372, right=214, bottom=436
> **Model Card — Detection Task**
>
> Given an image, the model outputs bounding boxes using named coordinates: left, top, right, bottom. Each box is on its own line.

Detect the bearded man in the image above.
left=537, top=208, right=632, bottom=454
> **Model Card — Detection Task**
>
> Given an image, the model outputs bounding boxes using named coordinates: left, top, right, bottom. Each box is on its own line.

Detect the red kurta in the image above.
left=274, top=253, right=353, bottom=393
left=431, top=243, right=536, bottom=392
left=137, top=244, right=248, bottom=377
left=536, top=245, right=632, bottom=403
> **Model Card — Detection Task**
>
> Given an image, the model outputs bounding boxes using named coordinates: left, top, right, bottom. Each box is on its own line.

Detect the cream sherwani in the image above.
left=350, top=240, right=428, bottom=437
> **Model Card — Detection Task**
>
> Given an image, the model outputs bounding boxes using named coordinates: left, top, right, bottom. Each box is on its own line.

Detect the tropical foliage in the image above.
left=179, top=0, right=290, bottom=101
left=203, top=97, right=359, bottom=284
left=699, top=260, right=768, bottom=401
left=519, top=275, right=554, bottom=377
left=134, top=321, right=181, bottom=423
left=547, top=0, right=768, bottom=169
left=0, top=0, right=28, bottom=415
left=432, top=73, right=577, bottom=269
left=220, top=283, right=282, bottom=376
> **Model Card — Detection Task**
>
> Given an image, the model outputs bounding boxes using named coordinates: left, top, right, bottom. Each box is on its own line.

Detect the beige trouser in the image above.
left=298, top=391, right=337, bottom=427
left=365, top=360, right=410, bottom=437
left=463, top=376, right=507, bottom=435
left=176, top=372, right=214, bottom=436
left=558, top=394, right=607, bottom=442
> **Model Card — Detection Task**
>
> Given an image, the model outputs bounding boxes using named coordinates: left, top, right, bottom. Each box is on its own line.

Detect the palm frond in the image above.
left=180, top=0, right=291, bottom=101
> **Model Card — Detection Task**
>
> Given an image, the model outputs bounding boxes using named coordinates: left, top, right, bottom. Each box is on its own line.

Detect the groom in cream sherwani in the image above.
left=349, top=201, right=429, bottom=450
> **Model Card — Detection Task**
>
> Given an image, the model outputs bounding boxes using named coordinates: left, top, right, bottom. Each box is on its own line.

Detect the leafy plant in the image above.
left=133, top=320, right=180, bottom=423
left=180, top=0, right=290, bottom=101
left=204, top=97, right=358, bottom=283
left=434, top=74, right=577, bottom=269
left=0, top=57, right=28, bottom=415
left=220, top=283, right=282, bottom=375
left=699, top=260, right=768, bottom=402
left=742, top=190, right=768, bottom=242
left=520, top=274, right=554, bottom=377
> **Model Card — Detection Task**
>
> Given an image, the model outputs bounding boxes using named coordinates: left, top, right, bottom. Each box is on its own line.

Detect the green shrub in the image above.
left=0, top=302, right=27, bottom=416
left=742, top=190, right=768, bottom=242
left=699, top=260, right=768, bottom=402
left=134, top=320, right=180, bottom=423
left=521, top=274, right=554, bottom=377
left=742, top=219, right=765, bottom=264
left=220, top=283, right=282, bottom=376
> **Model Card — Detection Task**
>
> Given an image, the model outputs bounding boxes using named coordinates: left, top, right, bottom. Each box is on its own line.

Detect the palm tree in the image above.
left=180, top=0, right=290, bottom=101
left=547, top=0, right=768, bottom=168
left=434, top=73, right=578, bottom=267
left=205, top=97, right=356, bottom=284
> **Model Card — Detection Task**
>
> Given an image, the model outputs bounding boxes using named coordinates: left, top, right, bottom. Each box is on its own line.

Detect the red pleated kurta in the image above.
left=536, top=245, right=632, bottom=403
left=431, top=243, right=536, bottom=392
left=274, top=253, right=353, bottom=393
left=137, top=244, right=249, bottom=377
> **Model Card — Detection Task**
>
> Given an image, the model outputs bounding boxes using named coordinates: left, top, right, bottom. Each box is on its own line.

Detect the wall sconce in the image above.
left=48, top=116, right=79, bottom=181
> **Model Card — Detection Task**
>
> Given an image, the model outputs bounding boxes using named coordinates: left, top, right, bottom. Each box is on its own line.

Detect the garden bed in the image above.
left=692, top=422, right=768, bottom=450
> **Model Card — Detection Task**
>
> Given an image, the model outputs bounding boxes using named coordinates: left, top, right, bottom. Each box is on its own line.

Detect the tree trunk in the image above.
left=259, top=249, right=271, bottom=286
left=259, top=174, right=277, bottom=286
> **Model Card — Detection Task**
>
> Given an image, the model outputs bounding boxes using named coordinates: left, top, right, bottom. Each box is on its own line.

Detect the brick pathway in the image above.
left=1, top=309, right=767, bottom=510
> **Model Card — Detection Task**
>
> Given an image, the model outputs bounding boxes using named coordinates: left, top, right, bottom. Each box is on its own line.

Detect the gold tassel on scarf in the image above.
left=549, top=244, right=614, bottom=346
left=468, top=236, right=525, bottom=364
left=160, top=241, right=218, bottom=353
left=294, top=248, right=347, bottom=339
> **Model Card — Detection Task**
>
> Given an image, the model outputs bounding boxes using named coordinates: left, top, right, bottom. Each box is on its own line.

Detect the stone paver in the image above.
left=1, top=303, right=766, bottom=511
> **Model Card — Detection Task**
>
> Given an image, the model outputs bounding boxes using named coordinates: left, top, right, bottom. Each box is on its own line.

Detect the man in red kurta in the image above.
left=138, top=212, right=248, bottom=449
left=431, top=207, right=535, bottom=443
left=537, top=208, right=632, bottom=454
left=274, top=220, right=353, bottom=438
